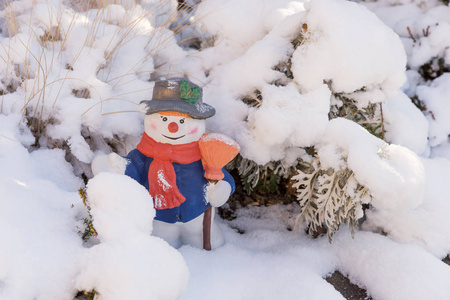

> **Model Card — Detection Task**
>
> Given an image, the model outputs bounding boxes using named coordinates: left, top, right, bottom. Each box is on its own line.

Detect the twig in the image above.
left=423, top=25, right=430, bottom=37
left=407, top=26, right=416, bottom=43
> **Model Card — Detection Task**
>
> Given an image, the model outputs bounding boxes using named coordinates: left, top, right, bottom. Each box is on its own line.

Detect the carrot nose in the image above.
left=168, top=122, right=178, bottom=133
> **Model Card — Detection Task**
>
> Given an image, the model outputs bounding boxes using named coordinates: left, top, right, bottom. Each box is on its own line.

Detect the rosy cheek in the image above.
left=150, top=122, right=158, bottom=131
left=188, top=127, right=198, bottom=135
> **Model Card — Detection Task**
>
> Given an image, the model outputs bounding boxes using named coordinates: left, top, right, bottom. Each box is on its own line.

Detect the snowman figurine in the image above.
left=94, top=78, right=236, bottom=250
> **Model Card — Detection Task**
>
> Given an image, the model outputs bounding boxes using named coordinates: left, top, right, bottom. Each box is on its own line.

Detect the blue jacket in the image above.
left=124, top=149, right=235, bottom=223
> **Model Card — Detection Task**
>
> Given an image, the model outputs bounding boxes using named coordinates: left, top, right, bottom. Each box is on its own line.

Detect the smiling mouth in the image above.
left=162, top=134, right=186, bottom=140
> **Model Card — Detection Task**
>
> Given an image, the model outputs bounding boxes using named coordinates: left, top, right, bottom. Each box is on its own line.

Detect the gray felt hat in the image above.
left=139, top=77, right=215, bottom=119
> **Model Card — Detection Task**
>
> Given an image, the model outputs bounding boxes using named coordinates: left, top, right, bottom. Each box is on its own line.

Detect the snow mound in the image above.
left=75, top=236, right=189, bottom=300
left=86, top=172, right=155, bottom=241
left=364, top=157, right=450, bottom=258
left=383, top=91, right=429, bottom=156
left=416, top=73, right=450, bottom=148
left=292, top=0, right=407, bottom=105
left=319, top=118, right=425, bottom=212
left=76, top=172, right=189, bottom=299
left=0, top=115, right=83, bottom=300
left=333, top=230, right=450, bottom=300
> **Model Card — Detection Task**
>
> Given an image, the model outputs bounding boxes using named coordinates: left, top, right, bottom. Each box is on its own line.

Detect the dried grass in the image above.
left=0, top=0, right=198, bottom=146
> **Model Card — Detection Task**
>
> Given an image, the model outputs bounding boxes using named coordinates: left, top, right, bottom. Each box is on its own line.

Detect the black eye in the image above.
left=180, top=119, right=185, bottom=124
left=162, top=117, right=168, bottom=122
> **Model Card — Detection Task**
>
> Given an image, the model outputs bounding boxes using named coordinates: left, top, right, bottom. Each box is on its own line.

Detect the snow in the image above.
left=75, top=173, right=189, bottom=299
left=86, top=173, right=155, bottom=241
left=192, top=0, right=407, bottom=165
left=180, top=204, right=344, bottom=300
left=416, top=73, right=450, bottom=148
left=363, top=157, right=450, bottom=258
left=319, top=118, right=425, bottom=212
left=0, top=115, right=83, bottom=300
left=194, top=0, right=305, bottom=58
left=1, top=0, right=450, bottom=299
left=383, top=91, right=429, bottom=155
left=332, top=230, right=450, bottom=300
left=292, top=0, right=407, bottom=104
left=181, top=204, right=450, bottom=300
left=360, top=1, right=450, bottom=157
left=200, top=132, right=239, bottom=147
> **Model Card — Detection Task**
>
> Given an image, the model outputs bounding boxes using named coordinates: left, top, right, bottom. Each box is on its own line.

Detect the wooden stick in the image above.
left=203, top=179, right=218, bottom=251
left=203, top=205, right=212, bottom=251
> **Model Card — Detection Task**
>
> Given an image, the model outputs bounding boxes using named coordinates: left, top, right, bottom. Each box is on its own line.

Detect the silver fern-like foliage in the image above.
left=292, top=158, right=371, bottom=241
left=234, top=155, right=293, bottom=195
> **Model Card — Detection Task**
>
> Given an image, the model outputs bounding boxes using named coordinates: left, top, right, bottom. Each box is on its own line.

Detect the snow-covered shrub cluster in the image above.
left=360, top=0, right=450, bottom=158
left=349, top=0, right=450, bottom=258
left=192, top=0, right=407, bottom=163
left=0, top=0, right=187, bottom=176
left=185, top=0, right=432, bottom=240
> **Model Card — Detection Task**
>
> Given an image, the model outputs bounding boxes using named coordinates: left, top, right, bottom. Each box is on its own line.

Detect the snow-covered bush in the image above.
left=361, top=0, right=450, bottom=159
left=0, top=0, right=186, bottom=177
left=187, top=0, right=428, bottom=239
left=344, top=0, right=450, bottom=258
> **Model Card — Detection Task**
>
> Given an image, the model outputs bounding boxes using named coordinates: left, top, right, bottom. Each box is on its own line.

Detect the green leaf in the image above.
left=179, top=80, right=200, bottom=104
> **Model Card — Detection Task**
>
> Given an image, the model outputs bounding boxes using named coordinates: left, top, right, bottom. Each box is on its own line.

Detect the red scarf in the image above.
left=137, top=132, right=202, bottom=210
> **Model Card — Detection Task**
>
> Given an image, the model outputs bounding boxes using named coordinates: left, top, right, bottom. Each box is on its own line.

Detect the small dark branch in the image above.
left=407, top=26, right=417, bottom=43
left=423, top=25, right=430, bottom=37
left=411, top=96, right=427, bottom=111
left=429, top=111, right=436, bottom=120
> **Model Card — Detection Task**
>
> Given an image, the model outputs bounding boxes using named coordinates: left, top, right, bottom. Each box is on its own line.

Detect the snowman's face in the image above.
left=144, top=112, right=206, bottom=145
